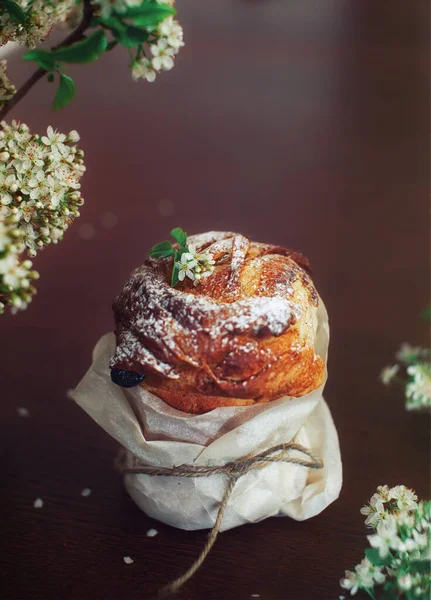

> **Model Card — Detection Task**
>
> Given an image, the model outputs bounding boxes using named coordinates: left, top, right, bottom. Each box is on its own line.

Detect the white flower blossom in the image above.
left=131, top=58, right=157, bottom=83
left=355, top=558, right=385, bottom=587
left=177, top=253, right=197, bottom=282
left=41, top=126, right=67, bottom=149
left=389, top=485, right=418, bottom=511
left=368, top=516, right=398, bottom=557
left=406, top=364, right=431, bottom=409
left=360, top=496, right=387, bottom=528
left=340, top=571, right=360, bottom=595
left=151, top=38, right=176, bottom=71
left=159, top=16, right=184, bottom=50
left=380, top=364, right=399, bottom=385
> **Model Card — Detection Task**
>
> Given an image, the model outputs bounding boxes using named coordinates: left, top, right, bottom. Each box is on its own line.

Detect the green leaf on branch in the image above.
left=113, top=24, right=149, bottom=47
left=409, top=559, right=431, bottom=573
left=54, top=30, right=108, bottom=64
left=149, top=241, right=175, bottom=258
left=52, top=74, right=75, bottom=111
left=121, top=3, right=176, bottom=27
left=170, top=227, right=187, bottom=247
left=364, top=548, right=392, bottom=567
left=3, top=0, right=26, bottom=25
left=23, top=49, right=57, bottom=72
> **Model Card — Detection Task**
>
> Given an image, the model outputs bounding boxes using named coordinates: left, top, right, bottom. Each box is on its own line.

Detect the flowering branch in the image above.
left=380, top=342, right=431, bottom=411
left=0, top=1, right=184, bottom=315
left=341, top=485, right=430, bottom=599
left=0, top=0, right=94, bottom=120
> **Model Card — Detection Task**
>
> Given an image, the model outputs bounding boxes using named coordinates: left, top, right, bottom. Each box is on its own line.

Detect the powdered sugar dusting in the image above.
left=111, top=232, right=317, bottom=384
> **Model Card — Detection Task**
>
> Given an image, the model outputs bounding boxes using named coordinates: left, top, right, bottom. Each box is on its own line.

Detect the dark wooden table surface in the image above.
left=1, top=2, right=430, bottom=599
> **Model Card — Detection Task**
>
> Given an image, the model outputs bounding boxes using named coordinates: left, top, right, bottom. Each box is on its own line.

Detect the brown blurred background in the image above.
left=1, top=2, right=430, bottom=599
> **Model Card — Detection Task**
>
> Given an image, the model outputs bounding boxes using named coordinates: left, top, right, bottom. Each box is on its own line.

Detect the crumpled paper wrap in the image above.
left=71, top=298, right=342, bottom=532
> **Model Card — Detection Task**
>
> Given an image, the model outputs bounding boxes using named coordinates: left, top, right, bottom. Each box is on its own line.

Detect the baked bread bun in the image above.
left=110, top=231, right=325, bottom=414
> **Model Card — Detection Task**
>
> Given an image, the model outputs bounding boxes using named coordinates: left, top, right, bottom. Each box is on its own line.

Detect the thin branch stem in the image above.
left=0, top=0, right=94, bottom=121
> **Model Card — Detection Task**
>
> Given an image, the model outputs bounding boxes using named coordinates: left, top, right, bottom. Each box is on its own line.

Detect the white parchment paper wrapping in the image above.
left=71, top=299, right=342, bottom=531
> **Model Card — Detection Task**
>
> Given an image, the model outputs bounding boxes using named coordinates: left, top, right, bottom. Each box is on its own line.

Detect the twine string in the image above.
left=115, top=442, right=323, bottom=597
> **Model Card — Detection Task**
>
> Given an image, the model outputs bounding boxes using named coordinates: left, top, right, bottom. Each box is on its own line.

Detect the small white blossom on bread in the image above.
left=17, top=407, right=29, bottom=417
left=81, top=488, right=92, bottom=497
left=123, top=556, right=134, bottom=564
left=380, top=364, right=399, bottom=385
left=176, top=252, right=197, bottom=282
left=33, top=498, right=43, bottom=508
left=150, top=228, right=216, bottom=287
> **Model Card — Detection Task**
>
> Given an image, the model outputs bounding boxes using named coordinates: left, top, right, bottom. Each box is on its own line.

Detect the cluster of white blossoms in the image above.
left=0, top=0, right=77, bottom=48
left=0, top=120, right=85, bottom=314
left=0, top=60, right=16, bottom=108
left=405, top=364, right=431, bottom=410
left=131, top=5, right=184, bottom=83
left=0, top=215, right=39, bottom=314
left=341, top=485, right=430, bottom=599
left=176, top=243, right=215, bottom=284
left=381, top=342, right=431, bottom=410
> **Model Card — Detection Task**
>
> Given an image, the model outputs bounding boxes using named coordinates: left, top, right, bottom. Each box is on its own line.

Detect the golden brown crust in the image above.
left=111, top=231, right=325, bottom=414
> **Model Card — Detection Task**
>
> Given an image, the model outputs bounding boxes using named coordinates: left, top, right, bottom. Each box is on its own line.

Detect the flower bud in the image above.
left=67, top=130, right=80, bottom=142
left=0, top=151, right=10, bottom=162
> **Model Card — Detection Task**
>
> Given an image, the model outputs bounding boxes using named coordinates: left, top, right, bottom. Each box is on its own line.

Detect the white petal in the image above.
left=152, top=57, right=163, bottom=71
left=162, top=56, right=174, bottom=71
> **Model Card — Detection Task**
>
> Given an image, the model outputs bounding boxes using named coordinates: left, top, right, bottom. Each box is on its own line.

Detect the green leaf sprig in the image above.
left=20, top=1, right=176, bottom=112
left=23, top=30, right=108, bottom=111
left=2, top=0, right=26, bottom=25
left=149, top=227, right=188, bottom=287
